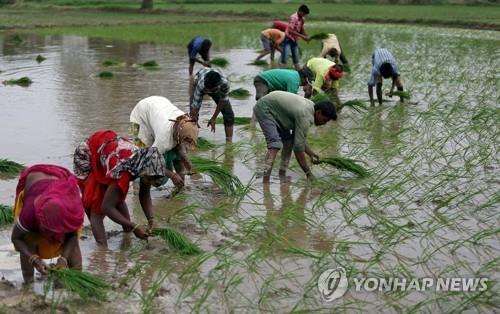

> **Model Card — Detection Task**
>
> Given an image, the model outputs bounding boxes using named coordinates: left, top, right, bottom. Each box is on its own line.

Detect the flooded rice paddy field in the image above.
left=0, top=22, right=499, bottom=312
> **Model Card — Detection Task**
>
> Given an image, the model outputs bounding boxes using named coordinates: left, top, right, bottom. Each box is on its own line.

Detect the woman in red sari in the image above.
left=74, top=130, right=183, bottom=246
left=11, top=164, right=85, bottom=283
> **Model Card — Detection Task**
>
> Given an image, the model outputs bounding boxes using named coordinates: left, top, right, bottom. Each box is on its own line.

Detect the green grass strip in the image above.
left=3, top=77, right=33, bottom=86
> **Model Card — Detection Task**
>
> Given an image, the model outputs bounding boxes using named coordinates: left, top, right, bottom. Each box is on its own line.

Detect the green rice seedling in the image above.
left=142, top=60, right=158, bottom=67
left=309, top=32, right=329, bottom=40
left=210, top=57, right=229, bottom=67
left=228, top=88, right=251, bottom=98
left=190, top=156, right=243, bottom=195
left=196, top=137, right=216, bottom=151
left=311, top=93, right=335, bottom=104
left=215, top=116, right=251, bottom=125
left=0, top=204, right=14, bottom=225
left=343, top=63, right=351, bottom=72
left=343, top=99, right=368, bottom=113
left=392, top=90, right=411, bottom=99
left=318, top=156, right=369, bottom=177
left=3, top=77, right=33, bottom=86
left=101, top=59, right=119, bottom=66
left=46, top=268, right=110, bottom=301
left=98, top=71, right=113, bottom=78
left=249, top=60, right=269, bottom=66
left=152, top=227, right=202, bottom=255
left=0, top=159, right=25, bottom=176
left=36, top=54, right=46, bottom=63
left=13, top=34, right=23, bottom=43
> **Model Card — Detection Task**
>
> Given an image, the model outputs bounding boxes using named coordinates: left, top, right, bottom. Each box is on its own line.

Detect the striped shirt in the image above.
left=190, top=68, right=230, bottom=111
left=368, top=48, right=399, bottom=86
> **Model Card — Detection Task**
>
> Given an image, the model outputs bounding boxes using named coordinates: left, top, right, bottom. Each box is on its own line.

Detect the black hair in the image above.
left=314, top=101, right=337, bottom=121
left=380, top=63, right=394, bottom=79
left=298, top=4, right=310, bottom=14
left=205, top=71, right=221, bottom=89
left=298, top=67, right=313, bottom=83
left=201, top=39, right=212, bottom=53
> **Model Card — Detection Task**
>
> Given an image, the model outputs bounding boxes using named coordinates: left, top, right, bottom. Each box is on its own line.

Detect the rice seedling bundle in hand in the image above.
left=311, top=93, right=336, bottom=104
left=215, top=116, right=251, bottom=125
left=152, top=228, right=202, bottom=255
left=319, top=156, right=369, bottom=177
left=47, top=268, right=110, bottom=301
left=190, top=156, right=243, bottom=195
left=36, top=55, right=46, bottom=63
left=142, top=60, right=158, bottom=67
left=342, top=63, right=351, bottom=73
left=309, top=32, right=329, bottom=40
left=0, top=204, right=14, bottom=225
left=210, top=57, right=229, bottom=67
left=197, top=137, right=216, bottom=151
left=0, top=159, right=25, bottom=175
left=342, top=99, right=367, bottom=112
left=3, top=77, right=33, bottom=86
left=249, top=60, right=269, bottom=66
left=392, top=90, right=411, bottom=100
left=98, top=71, right=113, bottom=79
left=228, top=88, right=251, bottom=98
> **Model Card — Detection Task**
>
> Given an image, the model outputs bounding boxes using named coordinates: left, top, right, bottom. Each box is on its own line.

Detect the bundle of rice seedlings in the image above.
left=342, top=99, right=367, bottom=113
left=196, top=137, right=216, bottom=151
left=13, top=34, right=23, bottom=43
left=309, top=32, right=329, bottom=40
left=228, top=88, right=251, bottom=98
left=0, top=204, right=14, bottom=226
left=98, top=71, right=113, bottom=78
left=210, top=57, right=229, bottom=67
left=101, top=59, right=119, bottom=66
left=190, top=156, right=243, bottom=195
left=318, top=156, right=369, bottom=177
left=392, top=90, right=411, bottom=100
left=215, top=116, right=251, bottom=125
left=47, top=268, right=110, bottom=301
left=152, top=228, right=202, bottom=255
left=142, top=60, right=158, bottom=68
left=311, top=93, right=335, bottom=104
left=36, top=55, right=46, bottom=63
left=249, top=60, right=269, bottom=66
left=0, top=159, right=25, bottom=175
left=342, top=63, right=351, bottom=72
left=3, top=77, right=33, bottom=86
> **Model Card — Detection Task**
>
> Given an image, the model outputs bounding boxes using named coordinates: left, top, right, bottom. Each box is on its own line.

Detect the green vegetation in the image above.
left=309, top=32, right=329, bottom=40
left=228, top=88, right=251, bottom=98
left=46, top=269, right=110, bottom=301
left=142, top=60, right=158, bottom=67
left=342, top=99, right=368, bottom=112
left=101, top=59, right=120, bottom=66
left=2, top=77, right=33, bottom=86
left=249, top=60, right=269, bottom=66
left=392, top=90, right=411, bottom=99
left=318, top=156, right=369, bottom=177
left=196, top=137, right=216, bottom=151
left=0, top=159, right=25, bottom=176
left=215, top=117, right=251, bottom=125
left=36, top=54, right=46, bottom=63
left=98, top=71, right=113, bottom=78
left=153, top=227, right=202, bottom=255
left=191, top=156, right=243, bottom=195
left=210, top=57, right=229, bottom=67
left=0, top=204, right=13, bottom=226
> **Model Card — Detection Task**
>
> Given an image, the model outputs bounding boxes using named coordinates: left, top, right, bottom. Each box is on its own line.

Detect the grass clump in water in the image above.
left=142, top=60, right=158, bottom=68
left=36, top=54, right=46, bottom=63
left=197, top=137, right=216, bottom=151
left=191, top=156, right=243, bottom=195
left=249, top=60, right=269, bottom=66
left=215, top=116, right=251, bottom=125
left=46, top=268, right=110, bottom=301
left=210, top=57, right=229, bottom=67
left=228, top=88, right=251, bottom=98
left=101, top=59, right=120, bottom=66
left=318, top=156, right=369, bottom=177
left=309, top=32, right=329, bottom=40
left=13, top=34, right=23, bottom=43
left=152, top=227, right=202, bottom=255
left=3, top=77, right=33, bottom=86
left=392, top=90, right=411, bottom=99
left=0, top=159, right=25, bottom=176
left=0, top=204, right=14, bottom=226
left=98, top=71, right=113, bottom=78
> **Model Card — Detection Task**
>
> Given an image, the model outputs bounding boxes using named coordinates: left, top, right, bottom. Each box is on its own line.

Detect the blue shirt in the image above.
left=368, top=48, right=399, bottom=86
left=189, top=36, right=206, bottom=60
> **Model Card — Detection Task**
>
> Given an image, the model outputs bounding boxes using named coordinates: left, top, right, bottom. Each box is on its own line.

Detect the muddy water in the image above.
left=0, top=23, right=499, bottom=313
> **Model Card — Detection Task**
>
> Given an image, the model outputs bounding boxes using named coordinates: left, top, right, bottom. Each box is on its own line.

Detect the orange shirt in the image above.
left=261, top=28, right=285, bottom=45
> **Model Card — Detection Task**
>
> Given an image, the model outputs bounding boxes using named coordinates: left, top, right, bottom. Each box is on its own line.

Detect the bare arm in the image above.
left=11, top=225, right=48, bottom=274
left=376, top=83, right=383, bottom=105
left=139, top=180, right=153, bottom=223
left=294, top=151, right=313, bottom=178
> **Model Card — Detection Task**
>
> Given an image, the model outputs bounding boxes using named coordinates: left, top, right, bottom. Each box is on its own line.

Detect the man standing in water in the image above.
left=254, top=91, right=337, bottom=182
left=281, top=4, right=311, bottom=70
left=368, top=48, right=404, bottom=106
left=190, top=68, right=234, bottom=143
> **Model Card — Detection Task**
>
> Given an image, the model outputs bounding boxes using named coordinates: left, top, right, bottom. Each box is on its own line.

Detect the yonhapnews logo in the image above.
left=317, top=267, right=349, bottom=302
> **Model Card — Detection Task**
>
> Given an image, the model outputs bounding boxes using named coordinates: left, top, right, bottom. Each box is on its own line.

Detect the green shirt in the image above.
left=254, top=91, right=314, bottom=152
left=258, top=69, right=301, bottom=94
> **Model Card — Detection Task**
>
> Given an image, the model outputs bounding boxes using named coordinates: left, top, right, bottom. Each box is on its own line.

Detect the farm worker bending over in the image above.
left=187, top=36, right=212, bottom=75
left=368, top=48, right=404, bottom=106
left=271, top=20, right=288, bottom=32
left=281, top=4, right=311, bottom=71
left=11, top=164, right=85, bottom=283
left=255, top=28, right=285, bottom=62
left=319, top=33, right=349, bottom=69
left=190, top=68, right=234, bottom=143
left=74, top=130, right=184, bottom=246
left=253, top=91, right=337, bottom=182
left=305, top=57, right=344, bottom=108
left=130, top=96, right=199, bottom=192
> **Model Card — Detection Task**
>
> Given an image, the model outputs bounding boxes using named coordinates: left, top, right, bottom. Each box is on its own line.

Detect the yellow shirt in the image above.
left=261, top=28, right=285, bottom=45
left=306, top=58, right=339, bottom=93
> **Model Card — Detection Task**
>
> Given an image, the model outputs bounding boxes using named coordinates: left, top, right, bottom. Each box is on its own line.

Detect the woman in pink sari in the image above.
left=11, top=164, right=85, bottom=283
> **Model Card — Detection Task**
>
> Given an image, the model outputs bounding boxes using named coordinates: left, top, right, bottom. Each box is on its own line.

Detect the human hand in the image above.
left=310, top=153, right=320, bottom=164
left=306, top=172, right=315, bottom=181
left=133, top=225, right=149, bottom=240
left=147, top=218, right=155, bottom=234
left=386, top=91, right=393, bottom=97
left=32, top=257, right=49, bottom=275
left=204, top=61, right=211, bottom=67
left=207, top=118, right=216, bottom=133
left=55, top=256, right=69, bottom=270
left=170, top=173, right=185, bottom=188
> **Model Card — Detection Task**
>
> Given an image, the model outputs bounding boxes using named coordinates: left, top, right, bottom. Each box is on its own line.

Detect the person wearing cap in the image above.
left=187, top=36, right=212, bottom=75
left=255, top=28, right=285, bottom=62
left=11, top=164, right=85, bottom=282
left=305, top=57, right=344, bottom=108
left=254, top=91, right=337, bottom=182
left=130, top=96, right=199, bottom=190
left=368, top=48, right=404, bottom=106
left=281, top=4, right=311, bottom=71
left=319, top=33, right=349, bottom=70
left=189, top=67, right=234, bottom=143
